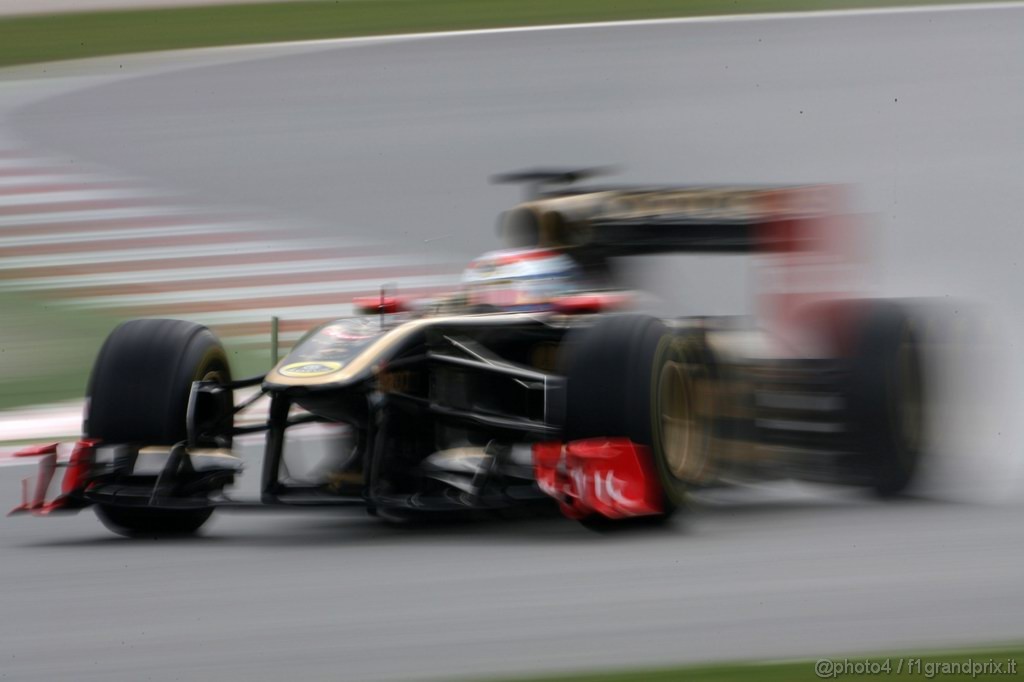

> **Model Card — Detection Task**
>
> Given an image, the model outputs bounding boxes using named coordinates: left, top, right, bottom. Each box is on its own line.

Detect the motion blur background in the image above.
left=1, top=1, right=1023, bottom=681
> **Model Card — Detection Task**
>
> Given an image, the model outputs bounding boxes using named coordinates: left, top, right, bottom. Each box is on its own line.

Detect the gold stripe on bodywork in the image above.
left=263, top=312, right=543, bottom=387
left=137, top=447, right=239, bottom=460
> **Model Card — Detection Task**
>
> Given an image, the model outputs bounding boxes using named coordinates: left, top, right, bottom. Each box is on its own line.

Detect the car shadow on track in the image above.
left=10, top=490, right=958, bottom=550
left=11, top=506, right=695, bottom=549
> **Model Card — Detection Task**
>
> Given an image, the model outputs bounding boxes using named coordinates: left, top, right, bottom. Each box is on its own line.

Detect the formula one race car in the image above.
left=10, top=169, right=928, bottom=536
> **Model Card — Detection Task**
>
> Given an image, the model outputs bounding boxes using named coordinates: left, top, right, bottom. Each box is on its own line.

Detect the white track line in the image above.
left=0, top=239, right=331, bottom=269
left=228, top=331, right=307, bottom=346
left=163, top=295, right=459, bottom=325
left=0, top=221, right=260, bottom=248
left=69, top=273, right=460, bottom=307
left=0, top=206, right=208, bottom=228
left=0, top=188, right=153, bottom=207
left=155, top=303, right=359, bottom=325
left=0, top=174, right=114, bottom=189
left=202, top=1, right=1024, bottom=56
left=0, top=403, right=82, bottom=445
left=0, top=158, right=73, bottom=170
left=2, top=254, right=455, bottom=290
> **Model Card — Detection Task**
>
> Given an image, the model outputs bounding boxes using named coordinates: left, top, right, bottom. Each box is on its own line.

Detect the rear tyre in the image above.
left=847, top=302, right=926, bottom=496
left=560, top=315, right=713, bottom=524
left=86, top=319, right=231, bottom=536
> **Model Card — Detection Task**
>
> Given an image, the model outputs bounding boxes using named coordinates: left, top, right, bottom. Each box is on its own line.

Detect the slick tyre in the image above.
left=561, top=315, right=713, bottom=523
left=847, top=302, right=926, bottom=496
left=86, top=319, right=232, bottom=446
left=95, top=505, right=213, bottom=538
left=86, top=319, right=231, bottom=537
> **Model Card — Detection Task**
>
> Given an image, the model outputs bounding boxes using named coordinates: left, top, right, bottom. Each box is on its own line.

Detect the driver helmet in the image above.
left=461, top=248, right=580, bottom=312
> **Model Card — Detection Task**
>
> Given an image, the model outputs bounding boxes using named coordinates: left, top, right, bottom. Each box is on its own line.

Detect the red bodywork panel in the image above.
left=534, top=438, right=664, bottom=520
left=551, top=292, right=632, bottom=315
left=352, top=295, right=409, bottom=314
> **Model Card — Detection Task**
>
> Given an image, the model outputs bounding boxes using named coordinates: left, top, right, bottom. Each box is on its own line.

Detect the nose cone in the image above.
left=264, top=317, right=388, bottom=389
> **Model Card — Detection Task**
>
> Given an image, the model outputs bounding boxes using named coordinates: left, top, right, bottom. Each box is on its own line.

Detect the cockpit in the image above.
left=460, top=248, right=582, bottom=312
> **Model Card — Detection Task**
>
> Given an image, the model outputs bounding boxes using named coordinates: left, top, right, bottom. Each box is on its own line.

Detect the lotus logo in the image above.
left=279, top=361, right=344, bottom=378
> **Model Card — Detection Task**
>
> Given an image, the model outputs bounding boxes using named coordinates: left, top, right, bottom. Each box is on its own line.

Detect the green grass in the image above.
left=0, top=293, right=124, bottom=410
left=0, top=0, right=1013, bottom=70
left=489, top=645, right=1024, bottom=682
left=0, top=291, right=272, bottom=414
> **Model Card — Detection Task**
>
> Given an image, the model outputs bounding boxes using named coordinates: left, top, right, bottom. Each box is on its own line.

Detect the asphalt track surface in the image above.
left=3, top=6, right=1024, bottom=681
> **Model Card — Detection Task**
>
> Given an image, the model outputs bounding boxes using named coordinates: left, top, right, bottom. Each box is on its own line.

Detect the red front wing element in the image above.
left=11, top=443, right=60, bottom=458
left=534, top=438, right=664, bottom=520
left=8, top=439, right=98, bottom=516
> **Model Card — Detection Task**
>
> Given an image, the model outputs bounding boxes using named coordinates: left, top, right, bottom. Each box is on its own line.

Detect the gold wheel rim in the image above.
left=193, top=347, right=229, bottom=385
left=201, top=370, right=223, bottom=383
left=659, top=360, right=700, bottom=480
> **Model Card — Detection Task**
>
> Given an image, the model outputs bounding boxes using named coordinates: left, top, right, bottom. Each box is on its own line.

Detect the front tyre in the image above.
left=86, top=318, right=232, bottom=446
left=560, top=315, right=713, bottom=523
left=86, top=319, right=232, bottom=536
left=96, top=505, right=213, bottom=538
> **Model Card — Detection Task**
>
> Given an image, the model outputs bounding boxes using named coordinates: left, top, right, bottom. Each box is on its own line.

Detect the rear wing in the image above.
left=497, top=183, right=846, bottom=256
left=494, top=170, right=866, bottom=355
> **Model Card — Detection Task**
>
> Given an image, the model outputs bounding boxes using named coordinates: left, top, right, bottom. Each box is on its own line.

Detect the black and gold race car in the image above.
left=10, top=170, right=929, bottom=536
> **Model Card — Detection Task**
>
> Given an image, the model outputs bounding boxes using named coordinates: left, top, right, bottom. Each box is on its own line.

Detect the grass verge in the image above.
left=489, top=645, right=1024, bottom=681
left=0, top=291, right=272, bottom=413
left=0, top=293, right=122, bottom=410
left=0, top=0, right=1014, bottom=69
